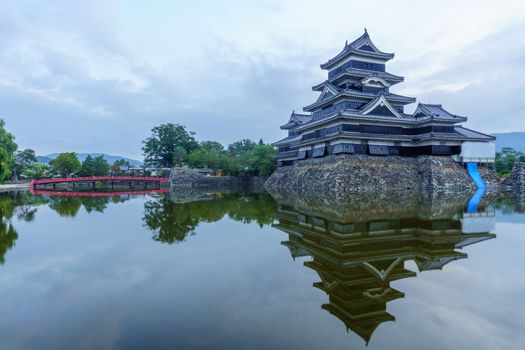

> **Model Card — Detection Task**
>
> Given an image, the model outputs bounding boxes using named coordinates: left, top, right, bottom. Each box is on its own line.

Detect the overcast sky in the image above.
left=1, top=0, right=524, bottom=159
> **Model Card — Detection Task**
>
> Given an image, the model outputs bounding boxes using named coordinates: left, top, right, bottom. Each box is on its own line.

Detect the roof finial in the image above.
left=364, top=27, right=368, bottom=34
left=345, top=40, right=348, bottom=47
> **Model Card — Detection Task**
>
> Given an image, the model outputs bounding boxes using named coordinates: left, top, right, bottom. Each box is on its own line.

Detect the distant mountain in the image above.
left=492, top=132, right=525, bottom=152
left=36, top=156, right=53, bottom=164
left=38, top=153, right=143, bottom=167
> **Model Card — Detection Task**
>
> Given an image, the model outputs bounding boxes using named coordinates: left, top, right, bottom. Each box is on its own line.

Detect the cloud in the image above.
left=0, top=0, right=524, bottom=157
left=395, top=23, right=525, bottom=133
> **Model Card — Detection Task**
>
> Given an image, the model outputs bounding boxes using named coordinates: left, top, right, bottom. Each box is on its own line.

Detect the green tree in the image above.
left=113, top=159, right=130, bottom=168
left=187, top=147, right=239, bottom=175
left=0, top=120, right=17, bottom=182
left=16, top=149, right=37, bottom=166
left=49, top=152, right=81, bottom=177
left=187, top=148, right=205, bottom=168
left=12, top=148, right=38, bottom=179
left=248, top=144, right=277, bottom=176
left=142, top=123, right=199, bottom=168
left=227, top=139, right=257, bottom=171
left=25, top=164, right=49, bottom=179
left=78, top=155, right=110, bottom=176
left=172, top=146, right=188, bottom=167
left=111, top=159, right=131, bottom=175
left=222, top=155, right=240, bottom=175
left=227, top=139, right=257, bottom=156
left=187, top=140, right=237, bottom=174
left=92, top=156, right=110, bottom=176
left=495, top=147, right=524, bottom=176
left=200, top=141, right=224, bottom=152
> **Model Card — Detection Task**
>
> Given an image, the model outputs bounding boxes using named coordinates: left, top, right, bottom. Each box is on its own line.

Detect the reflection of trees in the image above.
left=226, top=194, right=277, bottom=227
left=46, top=195, right=131, bottom=217
left=143, top=194, right=277, bottom=244
left=0, top=192, right=133, bottom=264
left=143, top=198, right=200, bottom=244
left=493, top=195, right=525, bottom=214
left=0, top=219, right=17, bottom=264
left=0, top=197, right=18, bottom=264
left=48, top=197, right=82, bottom=217
left=0, top=192, right=48, bottom=264
left=15, top=204, right=38, bottom=222
left=78, top=197, right=109, bottom=213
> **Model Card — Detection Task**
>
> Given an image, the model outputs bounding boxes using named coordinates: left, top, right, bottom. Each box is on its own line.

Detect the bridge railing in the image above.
left=30, top=188, right=169, bottom=197
left=30, top=176, right=169, bottom=188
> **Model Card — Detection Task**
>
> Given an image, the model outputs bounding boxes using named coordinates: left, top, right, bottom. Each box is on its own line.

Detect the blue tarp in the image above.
left=467, top=188, right=486, bottom=213
left=466, top=163, right=487, bottom=213
left=467, top=162, right=486, bottom=190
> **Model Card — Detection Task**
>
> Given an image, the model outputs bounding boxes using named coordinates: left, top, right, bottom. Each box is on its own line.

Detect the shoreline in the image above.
left=0, top=183, right=30, bottom=193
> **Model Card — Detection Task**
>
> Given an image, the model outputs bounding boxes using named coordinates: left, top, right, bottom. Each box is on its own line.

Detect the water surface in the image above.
left=0, top=190, right=524, bottom=349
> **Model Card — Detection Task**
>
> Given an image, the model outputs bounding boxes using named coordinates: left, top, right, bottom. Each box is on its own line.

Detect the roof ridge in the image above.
left=456, top=126, right=495, bottom=139
left=347, top=29, right=369, bottom=49
left=321, top=30, right=394, bottom=69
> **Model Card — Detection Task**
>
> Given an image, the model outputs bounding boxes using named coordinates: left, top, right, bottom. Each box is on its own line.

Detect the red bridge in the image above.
left=30, top=189, right=169, bottom=197
left=30, top=176, right=170, bottom=193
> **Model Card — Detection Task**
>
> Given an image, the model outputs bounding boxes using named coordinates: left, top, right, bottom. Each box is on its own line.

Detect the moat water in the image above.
left=0, top=190, right=524, bottom=350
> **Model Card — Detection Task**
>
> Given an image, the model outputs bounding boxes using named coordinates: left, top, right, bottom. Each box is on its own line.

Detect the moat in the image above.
left=0, top=190, right=524, bottom=349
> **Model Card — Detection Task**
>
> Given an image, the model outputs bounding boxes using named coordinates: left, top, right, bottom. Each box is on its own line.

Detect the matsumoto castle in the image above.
left=273, top=30, right=495, bottom=167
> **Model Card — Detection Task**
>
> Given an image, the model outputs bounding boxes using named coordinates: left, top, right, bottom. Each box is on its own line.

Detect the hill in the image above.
left=36, top=155, right=53, bottom=164
left=38, top=153, right=143, bottom=167
left=492, top=132, right=525, bottom=153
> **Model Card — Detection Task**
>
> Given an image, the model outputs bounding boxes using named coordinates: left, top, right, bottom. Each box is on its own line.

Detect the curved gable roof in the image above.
left=414, top=103, right=467, bottom=121
left=321, top=30, right=394, bottom=70
left=359, top=93, right=405, bottom=118
left=280, top=111, right=312, bottom=129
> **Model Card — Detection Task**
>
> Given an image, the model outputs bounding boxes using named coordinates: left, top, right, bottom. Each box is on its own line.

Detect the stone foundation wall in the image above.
left=170, top=169, right=267, bottom=193
left=265, top=154, right=498, bottom=195
left=417, top=156, right=477, bottom=192
left=479, top=166, right=501, bottom=189
left=503, top=162, right=525, bottom=192
left=266, top=155, right=420, bottom=193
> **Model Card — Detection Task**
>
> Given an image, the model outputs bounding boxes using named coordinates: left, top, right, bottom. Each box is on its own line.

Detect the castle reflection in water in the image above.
left=0, top=189, right=513, bottom=344
left=272, top=192, right=497, bottom=343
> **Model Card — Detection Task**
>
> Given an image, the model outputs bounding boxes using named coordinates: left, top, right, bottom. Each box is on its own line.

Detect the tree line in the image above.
left=12, top=151, right=130, bottom=179
left=142, top=123, right=276, bottom=176
left=1, top=119, right=276, bottom=181
left=46, top=153, right=132, bottom=178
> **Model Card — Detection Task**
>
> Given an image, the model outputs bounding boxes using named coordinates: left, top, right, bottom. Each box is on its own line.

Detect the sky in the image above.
left=1, top=0, right=524, bottom=159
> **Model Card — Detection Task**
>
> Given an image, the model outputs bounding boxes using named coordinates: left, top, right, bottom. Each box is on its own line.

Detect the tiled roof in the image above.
left=455, top=127, right=495, bottom=140
left=291, top=112, right=312, bottom=124
left=414, top=103, right=467, bottom=121
left=335, top=69, right=403, bottom=82
left=320, top=30, right=394, bottom=69
left=272, top=134, right=302, bottom=146
left=313, top=70, right=404, bottom=91
left=303, top=90, right=415, bottom=112
left=280, top=111, right=312, bottom=129
left=415, top=103, right=463, bottom=120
